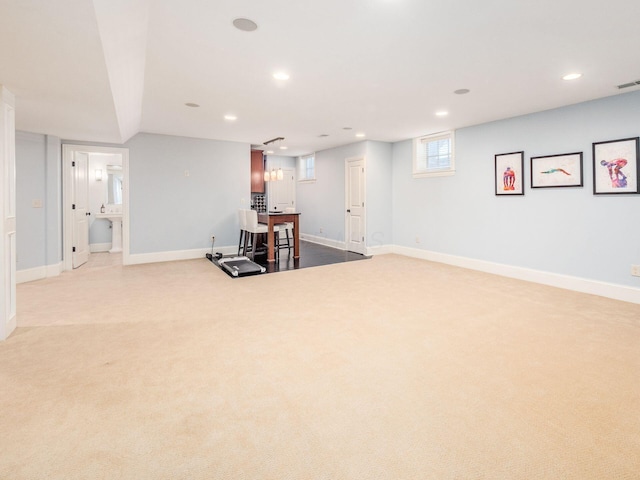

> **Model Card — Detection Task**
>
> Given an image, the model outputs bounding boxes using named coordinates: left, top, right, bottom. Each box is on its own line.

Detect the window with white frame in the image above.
left=298, top=154, right=315, bottom=182
left=413, top=131, right=455, bottom=178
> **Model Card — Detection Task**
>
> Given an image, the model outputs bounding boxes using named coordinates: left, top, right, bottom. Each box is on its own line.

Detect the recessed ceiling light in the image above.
left=435, top=111, right=449, bottom=116
left=355, top=133, right=366, bottom=138
left=454, top=88, right=470, bottom=95
left=562, top=73, right=582, bottom=81
left=318, top=134, right=329, bottom=137
left=273, top=72, right=290, bottom=80
left=224, top=114, right=237, bottom=121
left=279, top=146, right=288, bottom=150
left=233, top=18, right=258, bottom=32
left=266, top=150, right=274, bottom=154
left=185, top=102, right=199, bottom=108
left=343, top=127, right=352, bottom=130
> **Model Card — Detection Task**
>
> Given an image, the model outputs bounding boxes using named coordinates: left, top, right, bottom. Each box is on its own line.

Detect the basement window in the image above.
left=298, top=154, right=315, bottom=182
left=413, top=131, right=455, bottom=178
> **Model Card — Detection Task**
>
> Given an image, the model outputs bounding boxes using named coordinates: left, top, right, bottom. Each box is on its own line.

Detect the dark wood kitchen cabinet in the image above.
left=251, top=150, right=264, bottom=193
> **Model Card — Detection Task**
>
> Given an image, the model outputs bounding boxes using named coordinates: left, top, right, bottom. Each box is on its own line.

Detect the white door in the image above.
left=0, top=86, right=16, bottom=340
left=345, top=156, right=366, bottom=254
left=269, top=168, right=295, bottom=211
left=72, top=151, right=90, bottom=268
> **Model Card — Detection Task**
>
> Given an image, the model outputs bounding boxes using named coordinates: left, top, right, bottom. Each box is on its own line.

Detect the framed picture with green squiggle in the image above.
left=531, top=152, right=583, bottom=188
left=592, top=137, right=639, bottom=195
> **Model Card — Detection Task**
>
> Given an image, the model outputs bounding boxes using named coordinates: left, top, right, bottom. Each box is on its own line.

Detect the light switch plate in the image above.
left=32, top=199, right=43, bottom=208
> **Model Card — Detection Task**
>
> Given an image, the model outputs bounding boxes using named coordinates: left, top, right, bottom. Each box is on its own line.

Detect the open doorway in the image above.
left=62, top=144, right=130, bottom=271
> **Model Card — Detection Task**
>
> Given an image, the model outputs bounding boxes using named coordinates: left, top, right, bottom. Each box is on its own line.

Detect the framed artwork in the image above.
left=530, top=152, right=583, bottom=188
left=495, top=151, right=524, bottom=195
left=592, top=137, right=639, bottom=194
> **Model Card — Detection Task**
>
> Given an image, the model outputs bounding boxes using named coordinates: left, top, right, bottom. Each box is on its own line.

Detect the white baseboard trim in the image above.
left=46, top=262, right=63, bottom=278
left=17, top=261, right=63, bottom=284
left=126, top=245, right=238, bottom=266
left=17, top=266, right=45, bottom=284
left=301, top=234, right=384, bottom=256
left=75, top=239, right=640, bottom=304
left=367, top=244, right=394, bottom=256
left=300, top=233, right=346, bottom=250
left=90, top=243, right=111, bottom=253
left=391, top=245, right=640, bottom=305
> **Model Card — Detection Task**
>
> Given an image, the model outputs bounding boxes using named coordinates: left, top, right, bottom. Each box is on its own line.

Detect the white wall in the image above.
left=45, top=135, right=62, bottom=265
left=124, top=132, right=250, bottom=255
left=296, top=141, right=369, bottom=244
left=265, top=154, right=295, bottom=172
left=365, top=141, right=393, bottom=248
left=16, top=132, right=62, bottom=273
left=392, top=90, right=640, bottom=289
left=16, top=132, right=46, bottom=270
left=15, top=90, right=640, bottom=300
left=18, top=132, right=251, bottom=272
left=296, top=140, right=394, bottom=249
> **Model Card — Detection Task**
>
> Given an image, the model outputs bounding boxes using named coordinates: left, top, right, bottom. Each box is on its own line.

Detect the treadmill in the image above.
left=217, top=256, right=266, bottom=277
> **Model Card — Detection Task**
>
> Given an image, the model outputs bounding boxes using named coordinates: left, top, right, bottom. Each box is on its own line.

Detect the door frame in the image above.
left=62, top=144, right=130, bottom=270
left=71, top=150, right=90, bottom=268
left=0, top=86, right=16, bottom=341
left=344, top=155, right=366, bottom=254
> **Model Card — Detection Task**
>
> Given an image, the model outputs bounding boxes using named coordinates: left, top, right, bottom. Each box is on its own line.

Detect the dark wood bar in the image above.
left=258, top=212, right=300, bottom=263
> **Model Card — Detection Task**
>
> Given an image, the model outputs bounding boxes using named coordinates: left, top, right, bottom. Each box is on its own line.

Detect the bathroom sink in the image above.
left=95, top=212, right=123, bottom=252
left=95, top=212, right=122, bottom=222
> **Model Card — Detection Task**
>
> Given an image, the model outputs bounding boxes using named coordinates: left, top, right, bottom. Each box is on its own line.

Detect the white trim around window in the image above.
left=412, top=130, right=455, bottom=178
left=298, top=154, right=316, bottom=182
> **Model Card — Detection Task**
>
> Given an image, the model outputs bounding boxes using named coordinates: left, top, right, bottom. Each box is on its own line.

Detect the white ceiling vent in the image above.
left=617, top=80, right=640, bottom=89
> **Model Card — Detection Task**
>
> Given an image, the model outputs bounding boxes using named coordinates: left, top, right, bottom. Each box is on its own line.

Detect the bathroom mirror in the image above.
left=107, top=165, right=123, bottom=205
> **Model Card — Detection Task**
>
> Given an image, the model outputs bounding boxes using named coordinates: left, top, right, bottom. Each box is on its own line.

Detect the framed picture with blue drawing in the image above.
left=592, top=137, right=639, bottom=195
left=530, top=152, right=583, bottom=188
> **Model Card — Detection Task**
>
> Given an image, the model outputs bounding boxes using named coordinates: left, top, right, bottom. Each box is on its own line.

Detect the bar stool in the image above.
left=244, top=209, right=281, bottom=260
left=237, top=209, right=246, bottom=255
left=276, top=207, right=295, bottom=253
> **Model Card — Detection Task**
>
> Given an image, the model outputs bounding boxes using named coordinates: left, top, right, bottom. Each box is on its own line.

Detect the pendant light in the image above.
left=262, top=136, right=286, bottom=182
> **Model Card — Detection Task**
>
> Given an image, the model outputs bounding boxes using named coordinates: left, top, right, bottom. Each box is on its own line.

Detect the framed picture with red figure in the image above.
left=592, top=137, right=639, bottom=195
left=495, top=151, right=524, bottom=196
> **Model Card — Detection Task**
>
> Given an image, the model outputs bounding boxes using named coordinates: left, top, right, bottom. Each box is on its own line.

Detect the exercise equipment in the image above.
left=216, top=256, right=266, bottom=277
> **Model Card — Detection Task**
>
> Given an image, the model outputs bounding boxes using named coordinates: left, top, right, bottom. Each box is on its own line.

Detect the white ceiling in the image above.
left=2, top=0, right=639, bottom=157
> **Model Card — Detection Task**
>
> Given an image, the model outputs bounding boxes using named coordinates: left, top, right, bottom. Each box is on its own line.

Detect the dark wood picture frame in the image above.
left=592, top=137, right=639, bottom=194
left=530, top=152, right=583, bottom=188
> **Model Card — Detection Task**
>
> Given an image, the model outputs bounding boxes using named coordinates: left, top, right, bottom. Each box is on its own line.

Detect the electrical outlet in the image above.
left=415, top=236, right=420, bottom=244
left=631, top=265, right=640, bottom=277
left=184, top=170, right=190, bottom=177
left=211, top=235, right=215, bottom=243
left=319, top=227, right=323, bottom=233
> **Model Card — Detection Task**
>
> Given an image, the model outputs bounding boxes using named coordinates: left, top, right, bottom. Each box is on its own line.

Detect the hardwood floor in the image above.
left=255, top=240, right=369, bottom=273
left=213, top=239, right=369, bottom=275
left=89, top=241, right=367, bottom=277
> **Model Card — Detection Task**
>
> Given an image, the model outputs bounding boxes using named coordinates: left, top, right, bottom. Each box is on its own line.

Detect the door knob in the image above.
left=346, top=209, right=351, bottom=213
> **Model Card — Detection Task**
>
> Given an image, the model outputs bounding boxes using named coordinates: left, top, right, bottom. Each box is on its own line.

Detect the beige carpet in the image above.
left=2, top=254, right=639, bottom=479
